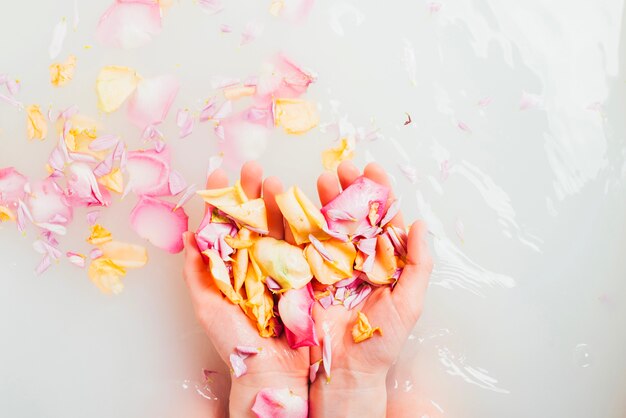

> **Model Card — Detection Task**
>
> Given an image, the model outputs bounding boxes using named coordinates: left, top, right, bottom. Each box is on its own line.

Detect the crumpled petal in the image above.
left=0, top=167, right=27, bottom=209
left=27, top=179, right=73, bottom=224
left=203, top=248, right=242, bottom=304
left=96, top=65, right=141, bottom=113
left=322, top=137, right=354, bottom=171
left=130, top=196, right=188, bottom=253
left=50, top=55, right=77, bottom=87
left=88, top=258, right=126, bottom=294
left=250, top=237, right=312, bottom=291
left=87, top=224, right=113, bottom=245
left=275, top=186, right=327, bottom=244
left=126, top=147, right=171, bottom=196
left=251, top=388, right=308, bottom=418
left=352, top=311, right=382, bottom=343
left=97, top=0, right=163, bottom=49
left=97, top=168, right=124, bottom=193
left=358, top=234, right=399, bottom=285
left=26, top=105, right=48, bottom=140
left=127, top=75, right=179, bottom=130
left=278, top=283, right=318, bottom=348
left=98, top=240, right=148, bottom=268
left=242, top=257, right=279, bottom=337
left=65, top=162, right=110, bottom=206
left=304, top=238, right=356, bottom=285
left=195, top=208, right=238, bottom=255
left=321, top=176, right=389, bottom=236
left=273, top=99, right=319, bottom=134
left=197, top=182, right=268, bottom=234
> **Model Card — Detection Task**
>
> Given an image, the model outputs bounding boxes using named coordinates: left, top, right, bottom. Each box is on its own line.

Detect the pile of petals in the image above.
left=195, top=174, right=407, bottom=348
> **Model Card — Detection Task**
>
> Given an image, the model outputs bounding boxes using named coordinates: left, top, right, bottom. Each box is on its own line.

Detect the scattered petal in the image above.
left=66, top=251, right=86, bottom=268
left=457, top=121, right=471, bottom=133
left=50, top=55, right=77, bottom=87
left=273, top=99, right=319, bottom=134
left=278, top=283, right=318, bottom=348
left=127, top=75, right=180, bottom=130
left=49, top=17, right=68, bottom=59
left=240, top=21, right=264, bottom=46
left=130, top=196, right=188, bottom=253
left=97, top=0, right=163, bottom=49
left=168, top=170, right=187, bottom=195
left=26, top=105, right=48, bottom=140
left=88, top=258, right=125, bottom=294
left=99, top=240, right=148, bottom=268
left=519, top=91, right=542, bottom=110
left=126, top=147, right=171, bottom=196
left=199, top=0, right=224, bottom=14
left=352, top=311, right=382, bottom=343
left=321, top=137, right=354, bottom=171
left=87, top=224, right=113, bottom=245
left=96, top=65, right=141, bottom=113
left=252, top=388, right=308, bottom=418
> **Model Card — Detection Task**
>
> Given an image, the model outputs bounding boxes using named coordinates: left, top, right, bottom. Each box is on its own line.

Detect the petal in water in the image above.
left=49, top=17, right=68, bottom=59
left=97, top=0, right=163, bottom=49
left=126, top=147, right=171, bottom=196
left=321, top=137, right=354, bottom=171
left=251, top=388, right=308, bottom=418
left=96, top=65, right=141, bottom=113
left=130, top=196, right=188, bottom=253
left=50, top=55, right=77, bottom=87
left=88, top=258, right=126, bottom=294
left=274, top=99, right=319, bottom=135
left=26, top=105, right=48, bottom=140
left=127, top=75, right=180, bottom=130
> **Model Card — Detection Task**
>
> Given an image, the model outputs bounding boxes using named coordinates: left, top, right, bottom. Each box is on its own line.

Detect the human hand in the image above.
left=309, top=161, right=433, bottom=418
left=182, top=162, right=309, bottom=417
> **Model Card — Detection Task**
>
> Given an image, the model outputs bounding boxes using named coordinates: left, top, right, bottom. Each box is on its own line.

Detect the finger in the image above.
left=240, top=161, right=263, bottom=199
left=204, top=168, right=229, bottom=217
left=363, top=162, right=404, bottom=227
left=391, top=221, right=433, bottom=324
left=337, top=160, right=360, bottom=190
left=317, top=172, right=340, bottom=206
left=262, top=176, right=285, bottom=240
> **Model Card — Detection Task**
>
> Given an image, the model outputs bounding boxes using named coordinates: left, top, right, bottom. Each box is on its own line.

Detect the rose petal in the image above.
left=229, top=352, right=248, bottom=378
left=49, top=17, right=68, bottom=59
left=352, top=311, right=382, bottom=343
left=168, top=170, right=187, bottom=195
left=322, top=323, right=331, bottom=382
left=379, top=198, right=400, bottom=227
left=275, top=186, right=327, bottom=244
left=130, top=196, right=188, bottom=253
left=50, top=55, right=77, bottom=87
left=174, top=184, right=197, bottom=210
left=35, top=255, right=52, bottom=276
left=26, top=105, right=48, bottom=140
left=99, top=240, right=148, bottom=268
left=240, top=20, right=263, bottom=46
left=203, top=248, right=242, bottom=303
left=127, top=75, right=179, bottom=130
left=199, top=0, right=223, bottom=14
left=97, top=0, right=163, bottom=49
left=176, top=108, right=195, bottom=138
left=278, top=283, right=318, bottom=348
left=65, top=162, right=109, bottom=206
left=273, top=99, right=319, bottom=135
left=89, top=134, right=120, bottom=151
left=27, top=179, right=73, bottom=224
left=0, top=167, right=27, bottom=208
left=96, top=65, right=141, bottom=113
left=126, top=147, right=171, bottom=196
left=66, top=251, right=87, bottom=268
left=88, top=258, right=126, bottom=294
left=251, top=237, right=312, bottom=291
left=309, top=360, right=321, bottom=383
left=251, top=388, right=308, bottom=418
left=322, top=138, right=354, bottom=171
left=304, top=238, right=356, bottom=285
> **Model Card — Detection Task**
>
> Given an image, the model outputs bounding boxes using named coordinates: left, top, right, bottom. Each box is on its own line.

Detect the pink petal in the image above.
left=236, top=346, right=262, bottom=356
left=256, top=55, right=316, bottom=103
left=309, top=360, right=321, bottom=383
left=6, top=79, right=20, bottom=96
left=0, top=92, right=23, bottom=109
left=93, top=153, right=115, bottom=178
left=240, top=21, right=264, bottom=46
left=457, top=121, right=471, bottom=133
left=86, top=210, right=101, bottom=225
left=266, top=276, right=282, bottom=291
left=325, top=208, right=356, bottom=221
left=194, top=212, right=237, bottom=254
left=168, top=170, right=187, bottom=196
left=176, top=108, right=195, bottom=138
left=65, top=163, right=109, bottom=207
left=66, top=251, right=86, bottom=268
left=126, top=147, right=171, bottom=196
left=219, top=24, right=232, bottom=33
left=130, top=196, right=188, bottom=253
left=89, top=134, right=120, bottom=151
left=379, top=198, right=400, bottom=227
left=274, top=0, right=315, bottom=22
left=90, top=248, right=103, bottom=259
left=428, top=2, right=442, bottom=13
left=318, top=294, right=333, bottom=309
left=49, top=17, right=68, bottom=59
left=386, top=226, right=408, bottom=258
left=278, top=283, right=318, bottom=349
left=344, top=283, right=371, bottom=310
left=322, top=324, right=331, bottom=382
left=0, top=167, right=28, bottom=207
left=35, top=255, right=52, bottom=276
left=174, top=184, right=197, bottom=210
left=229, top=352, right=247, bottom=378
left=478, top=96, right=492, bottom=107
left=199, top=0, right=223, bottom=14
left=27, top=179, right=73, bottom=224
left=127, top=75, right=180, bottom=130
left=33, top=239, right=62, bottom=260
left=199, top=98, right=217, bottom=122
left=252, top=388, right=308, bottom=418
left=519, top=91, right=542, bottom=110
left=210, top=76, right=240, bottom=90
left=96, top=0, right=162, bottom=49
left=321, top=176, right=389, bottom=236
left=440, top=160, right=451, bottom=181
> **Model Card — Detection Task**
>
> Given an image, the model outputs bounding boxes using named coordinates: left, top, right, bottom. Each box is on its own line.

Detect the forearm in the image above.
left=308, top=369, right=387, bottom=418
left=228, top=372, right=308, bottom=418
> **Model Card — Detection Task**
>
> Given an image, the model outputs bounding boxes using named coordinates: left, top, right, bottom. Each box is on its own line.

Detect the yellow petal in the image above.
left=56, top=114, right=106, bottom=160
left=223, top=85, right=256, bottom=100
left=26, top=105, right=47, bottom=140
left=87, top=224, right=113, bottom=245
left=97, top=168, right=124, bottom=193
left=98, top=240, right=148, bottom=269
left=352, top=311, right=382, bottom=343
left=203, top=248, right=243, bottom=304
left=305, top=238, right=356, bottom=285
left=0, top=206, right=15, bottom=222
left=88, top=258, right=126, bottom=295
left=232, top=247, right=249, bottom=293
left=250, top=237, right=312, bottom=291
left=358, top=234, right=397, bottom=285
left=275, top=186, right=327, bottom=245
left=269, top=0, right=284, bottom=16
left=50, top=54, right=77, bottom=87
left=96, top=65, right=141, bottom=113
left=274, top=99, right=319, bottom=135
left=322, top=137, right=355, bottom=171
left=197, top=184, right=268, bottom=234
left=242, top=262, right=277, bottom=337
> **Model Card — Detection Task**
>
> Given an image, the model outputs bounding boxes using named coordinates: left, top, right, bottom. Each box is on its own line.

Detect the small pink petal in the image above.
left=168, top=170, right=187, bottom=195
left=199, top=0, right=223, bottom=14
left=93, top=153, right=114, bottom=178
left=357, top=237, right=376, bottom=255
left=86, top=210, right=100, bottom=225
left=325, top=208, right=356, bottom=221
left=199, top=98, right=217, bottom=122
left=428, top=2, right=442, bottom=13
left=27, top=179, right=73, bottom=225
left=219, top=24, right=232, bottom=33
left=126, top=147, right=171, bottom=196
left=65, top=163, right=108, bottom=207
left=278, top=283, right=318, bottom=349
left=344, top=283, right=371, bottom=310
left=0, top=92, right=23, bottom=108
left=0, top=167, right=28, bottom=206
left=252, top=388, right=308, bottom=418
left=36, top=222, right=67, bottom=236
left=379, top=198, right=401, bottom=226
left=130, top=196, right=188, bottom=253
left=236, top=346, right=262, bottom=356
left=229, top=352, right=247, bottom=378
left=309, top=234, right=334, bottom=262
left=240, top=21, right=263, bottom=46
left=478, top=96, right=493, bottom=107
left=174, top=184, right=197, bottom=210
left=520, top=91, right=542, bottom=110
left=386, top=226, right=408, bottom=258
left=6, top=79, right=20, bottom=96
left=457, top=121, right=471, bottom=133
left=35, top=255, right=52, bottom=276
left=210, top=76, right=240, bottom=90
left=194, top=212, right=237, bottom=254
left=59, top=105, right=79, bottom=120
left=176, top=108, right=195, bottom=138
left=89, top=134, right=120, bottom=151
left=66, top=251, right=86, bottom=268
left=96, top=0, right=162, bottom=49
left=49, top=17, right=68, bottom=59
left=322, top=324, right=331, bottom=382
left=309, top=360, right=321, bottom=383
left=207, top=155, right=223, bottom=176
left=266, top=276, right=282, bottom=291
left=90, top=248, right=103, bottom=259
left=127, top=75, right=180, bottom=130
left=33, top=239, right=62, bottom=260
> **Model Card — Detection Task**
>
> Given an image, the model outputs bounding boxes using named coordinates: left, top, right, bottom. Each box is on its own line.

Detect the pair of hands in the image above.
left=182, top=161, right=433, bottom=417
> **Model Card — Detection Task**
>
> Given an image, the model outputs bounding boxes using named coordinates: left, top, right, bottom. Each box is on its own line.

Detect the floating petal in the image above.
left=130, top=196, right=188, bottom=253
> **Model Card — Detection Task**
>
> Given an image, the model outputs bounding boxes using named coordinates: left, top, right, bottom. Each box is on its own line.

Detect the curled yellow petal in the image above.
left=203, top=248, right=243, bottom=304
left=57, top=114, right=105, bottom=160
left=357, top=234, right=397, bottom=285
left=26, top=105, right=47, bottom=140
left=232, top=247, right=249, bottom=293
left=274, top=99, right=319, bottom=135
left=88, top=258, right=126, bottom=295
left=352, top=311, right=382, bottom=343
left=87, top=224, right=113, bottom=245
left=98, top=168, right=124, bottom=193
left=96, top=65, right=141, bottom=113
left=305, top=238, right=356, bottom=285
left=250, top=237, right=312, bottom=291
left=322, top=137, right=355, bottom=171
left=242, top=261, right=277, bottom=338
left=224, top=226, right=256, bottom=250
left=275, top=186, right=327, bottom=245
left=50, top=54, right=77, bottom=87
left=98, top=240, right=148, bottom=269
left=0, top=206, right=15, bottom=222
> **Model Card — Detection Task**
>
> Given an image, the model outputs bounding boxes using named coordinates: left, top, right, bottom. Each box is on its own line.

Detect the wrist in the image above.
left=229, top=371, right=308, bottom=418
left=309, top=369, right=387, bottom=418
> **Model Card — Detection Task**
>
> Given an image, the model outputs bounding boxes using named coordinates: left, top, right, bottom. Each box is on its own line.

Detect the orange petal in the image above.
left=87, top=224, right=113, bottom=245
left=203, top=248, right=242, bottom=304
left=87, top=258, right=126, bottom=295
left=304, top=238, right=356, bottom=285
left=98, top=240, right=148, bottom=269
left=274, top=99, right=319, bottom=134
left=321, top=137, right=354, bottom=171
left=50, top=54, right=77, bottom=87
left=352, top=311, right=382, bottom=343
left=275, top=186, right=327, bottom=244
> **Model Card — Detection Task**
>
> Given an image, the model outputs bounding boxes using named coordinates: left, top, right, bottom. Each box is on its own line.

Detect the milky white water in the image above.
left=1, top=0, right=625, bottom=417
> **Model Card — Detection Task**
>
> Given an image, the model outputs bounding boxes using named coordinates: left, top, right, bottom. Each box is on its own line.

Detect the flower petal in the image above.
left=127, top=75, right=179, bottom=130
left=250, top=237, right=312, bottom=291
left=126, top=147, right=171, bottom=196
left=275, top=186, right=327, bottom=244
left=278, top=283, right=318, bottom=348
left=49, top=17, right=68, bottom=59
left=26, top=105, right=48, bottom=140
left=322, top=323, right=331, bottom=382
left=88, top=258, right=126, bottom=294
left=251, top=388, right=308, bottom=418
left=203, top=248, right=242, bottom=304
left=352, top=311, right=382, bottom=343
left=50, top=55, right=77, bottom=87
left=168, top=170, right=187, bottom=195
left=0, top=167, right=27, bottom=208
left=97, top=0, right=163, bottom=49
left=130, top=196, right=188, bottom=253
left=273, top=99, right=319, bottom=135
left=27, top=179, right=73, bottom=224
left=304, top=238, right=356, bottom=285
left=321, top=137, right=355, bottom=171
left=96, top=65, right=141, bottom=113
left=98, top=240, right=148, bottom=269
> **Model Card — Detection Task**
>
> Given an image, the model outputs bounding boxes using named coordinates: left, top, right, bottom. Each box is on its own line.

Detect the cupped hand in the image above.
left=182, top=162, right=309, bottom=416
left=309, top=161, right=433, bottom=417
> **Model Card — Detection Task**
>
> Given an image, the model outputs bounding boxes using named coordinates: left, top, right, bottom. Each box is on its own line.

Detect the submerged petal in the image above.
left=96, top=0, right=163, bottom=49
left=98, top=240, right=148, bottom=269
left=50, top=55, right=77, bottom=87
left=273, top=99, right=319, bottom=134
left=87, top=258, right=126, bottom=294
left=26, top=105, right=48, bottom=140
left=127, top=75, right=179, bottom=130
left=321, top=137, right=354, bottom=171
left=126, top=147, right=171, bottom=196
left=96, top=65, right=141, bottom=113
left=130, top=196, right=188, bottom=253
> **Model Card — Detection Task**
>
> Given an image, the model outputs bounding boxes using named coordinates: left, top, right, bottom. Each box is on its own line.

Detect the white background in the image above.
left=1, top=0, right=625, bottom=417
